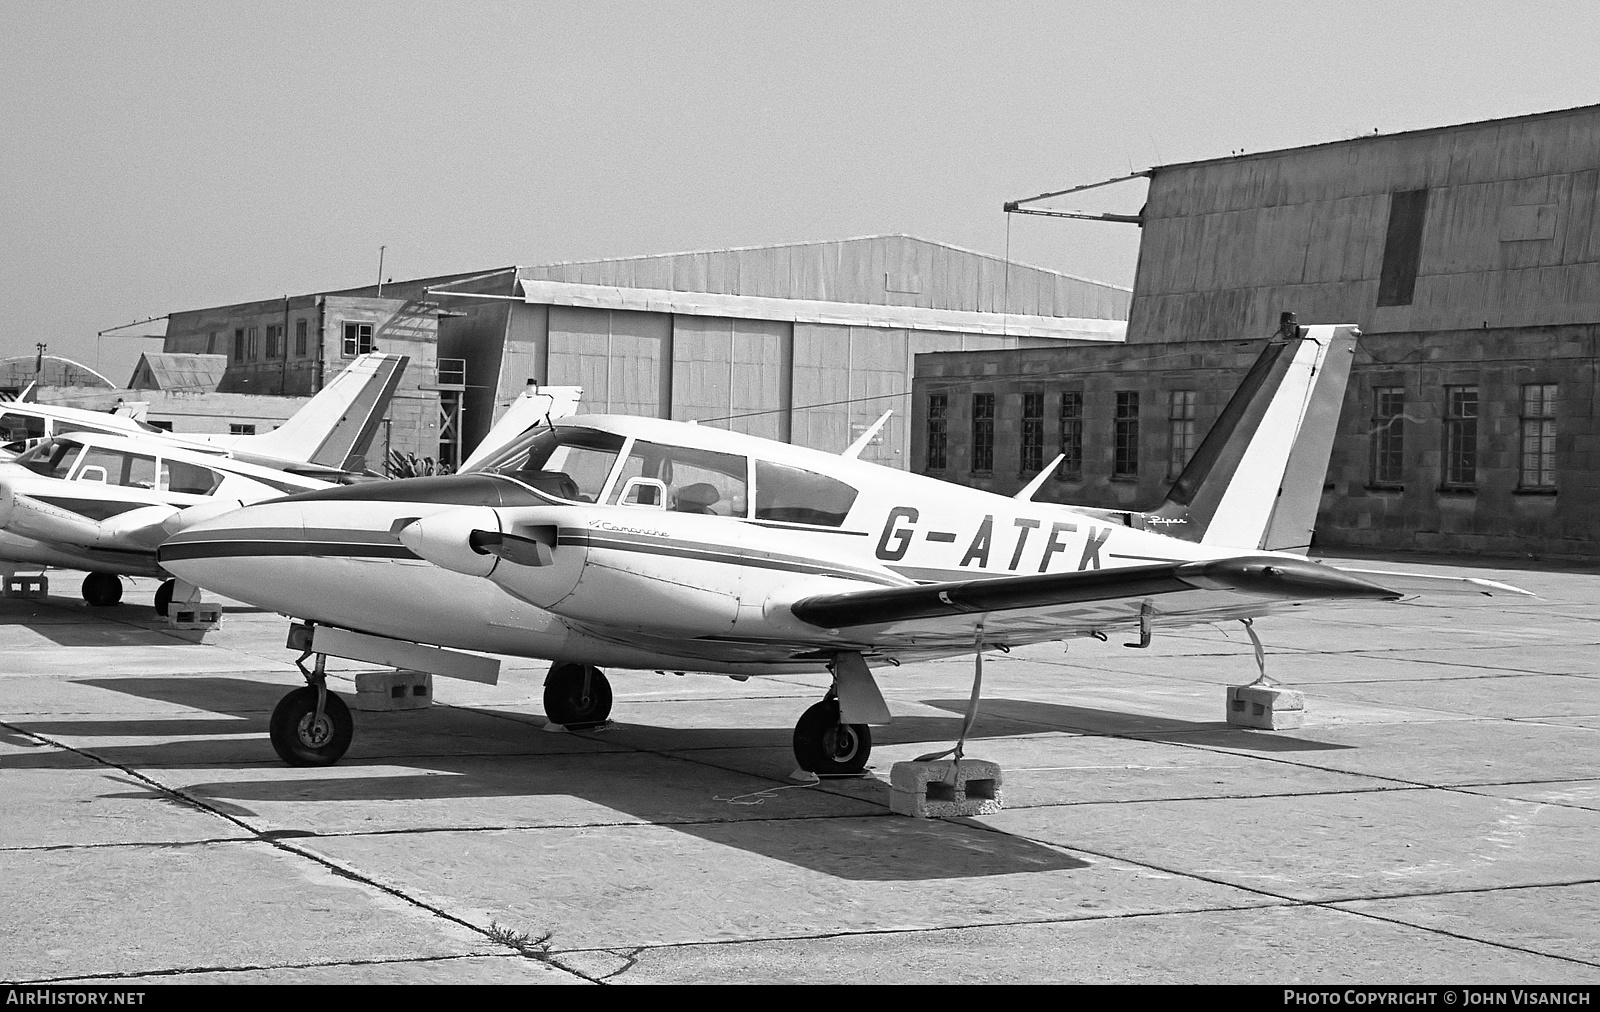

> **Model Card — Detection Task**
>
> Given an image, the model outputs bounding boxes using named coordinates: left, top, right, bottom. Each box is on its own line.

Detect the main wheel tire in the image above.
left=154, top=579, right=175, bottom=617
left=792, top=699, right=872, bottom=775
left=543, top=662, right=613, bottom=727
left=269, top=687, right=353, bottom=767
left=82, top=572, right=123, bottom=607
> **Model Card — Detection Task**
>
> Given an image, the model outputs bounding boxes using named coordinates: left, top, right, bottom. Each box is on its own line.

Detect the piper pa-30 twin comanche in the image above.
left=0, top=353, right=407, bottom=612
left=0, top=352, right=408, bottom=481
left=158, top=323, right=1524, bottom=773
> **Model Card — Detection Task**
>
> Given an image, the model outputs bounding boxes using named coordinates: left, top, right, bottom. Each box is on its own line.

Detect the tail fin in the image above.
left=232, top=353, right=408, bottom=470
left=1142, top=324, right=1357, bottom=553
left=460, top=385, right=583, bottom=471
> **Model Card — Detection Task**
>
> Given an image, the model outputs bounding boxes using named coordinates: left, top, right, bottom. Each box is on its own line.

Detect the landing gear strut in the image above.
left=270, top=651, right=353, bottom=766
left=81, top=572, right=122, bottom=607
left=792, top=694, right=872, bottom=775
left=543, top=662, right=613, bottom=728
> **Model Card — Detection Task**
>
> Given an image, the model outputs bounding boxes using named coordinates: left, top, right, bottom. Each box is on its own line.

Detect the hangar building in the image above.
left=162, top=235, right=1131, bottom=469
left=914, top=103, right=1600, bottom=560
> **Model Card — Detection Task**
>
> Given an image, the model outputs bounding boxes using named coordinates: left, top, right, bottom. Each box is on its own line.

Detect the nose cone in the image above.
left=396, top=506, right=502, bottom=578
left=158, top=500, right=306, bottom=608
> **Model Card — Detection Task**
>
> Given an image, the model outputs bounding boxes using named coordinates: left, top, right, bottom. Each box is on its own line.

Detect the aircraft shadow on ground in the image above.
left=921, top=698, right=1355, bottom=752
left=0, top=598, right=212, bottom=646
left=5, top=676, right=1096, bottom=881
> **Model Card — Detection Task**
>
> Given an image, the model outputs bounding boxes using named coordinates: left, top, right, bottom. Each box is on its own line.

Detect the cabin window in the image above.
left=74, top=448, right=159, bottom=489
left=754, top=461, right=858, bottom=527
left=1057, top=392, right=1082, bottom=481
left=1020, top=392, right=1044, bottom=474
left=1520, top=383, right=1558, bottom=490
left=164, top=459, right=224, bottom=496
left=1113, top=391, right=1140, bottom=478
left=610, top=440, right=748, bottom=517
left=21, top=438, right=85, bottom=479
left=1442, top=386, right=1478, bottom=490
left=0, top=412, right=46, bottom=452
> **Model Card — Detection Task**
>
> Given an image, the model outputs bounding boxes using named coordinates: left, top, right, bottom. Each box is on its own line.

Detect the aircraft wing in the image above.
left=786, top=555, right=1402, bottom=648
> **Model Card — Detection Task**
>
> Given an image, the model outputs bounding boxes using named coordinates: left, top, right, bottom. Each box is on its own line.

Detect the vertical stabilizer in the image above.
left=229, top=353, right=409, bottom=469
left=1143, top=323, right=1357, bottom=553
left=459, top=385, right=584, bottom=471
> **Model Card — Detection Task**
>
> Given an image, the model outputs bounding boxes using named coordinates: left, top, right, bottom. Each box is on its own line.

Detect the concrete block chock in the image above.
left=353, top=669, right=433, bottom=711
left=889, top=759, right=1004, bottom=818
left=164, top=603, right=222, bottom=630
left=3, top=575, right=48, bottom=598
left=1226, top=683, right=1305, bottom=730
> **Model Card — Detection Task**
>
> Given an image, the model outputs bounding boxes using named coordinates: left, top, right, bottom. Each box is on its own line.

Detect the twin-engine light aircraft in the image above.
left=0, top=353, right=408, bottom=610
left=0, top=353, right=407, bottom=480
left=158, top=323, right=1485, bottom=773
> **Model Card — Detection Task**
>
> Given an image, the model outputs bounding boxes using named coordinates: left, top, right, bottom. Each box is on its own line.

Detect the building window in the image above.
left=1057, top=391, right=1082, bottom=480
left=971, top=393, right=994, bottom=473
left=245, top=327, right=259, bottom=361
left=205, top=331, right=218, bottom=355
left=1168, top=390, right=1197, bottom=479
left=233, top=328, right=245, bottom=361
left=342, top=322, right=374, bottom=357
left=1020, top=392, right=1044, bottom=474
left=295, top=319, right=308, bottom=357
left=1442, top=386, right=1478, bottom=489
left=229, top=423, right=257, bottom=436
left=925, top=393, right=947, bottom=471
left=1370, top=386, right=1405, bottom=487
left=1520, top=383, right=1558, bottom=490
left=1113, top=391, right=1139, bottom=478
left=265, top=323, right=283, bottom=359
left=1378, top=188, right=1429, bottom=307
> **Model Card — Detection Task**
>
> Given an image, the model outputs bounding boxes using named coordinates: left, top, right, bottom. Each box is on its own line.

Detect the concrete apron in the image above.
left=0, top=566, right=1596, bottom=984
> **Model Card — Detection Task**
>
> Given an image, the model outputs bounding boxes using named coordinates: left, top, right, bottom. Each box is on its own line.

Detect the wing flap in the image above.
left=789, top=556, right=1400, bottom=630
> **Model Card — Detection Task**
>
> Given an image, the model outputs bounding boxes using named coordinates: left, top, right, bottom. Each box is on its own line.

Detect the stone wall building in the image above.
left=913, top=104, right=1600, bottom=560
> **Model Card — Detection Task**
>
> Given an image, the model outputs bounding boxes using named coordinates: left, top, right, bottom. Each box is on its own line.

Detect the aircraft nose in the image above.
left=158, top=500, right=305, bottom=602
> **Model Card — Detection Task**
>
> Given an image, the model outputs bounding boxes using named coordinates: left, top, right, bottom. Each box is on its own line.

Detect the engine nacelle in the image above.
left=397, top=506, right=503, bottom=578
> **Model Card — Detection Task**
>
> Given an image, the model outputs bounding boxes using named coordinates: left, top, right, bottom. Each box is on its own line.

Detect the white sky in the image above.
left=4, top=0, right=1598, bottom=385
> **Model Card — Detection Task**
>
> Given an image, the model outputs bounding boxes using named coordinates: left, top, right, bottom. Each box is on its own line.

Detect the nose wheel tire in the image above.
left=154, top=579, right=175, bottom=617
left=269, top=687, right=353, bottom=767
left=543, top=663, right=613, bottom=728
left=82, top=572, right=123, bottom=607
left=793, top=699, right=872, bottom=775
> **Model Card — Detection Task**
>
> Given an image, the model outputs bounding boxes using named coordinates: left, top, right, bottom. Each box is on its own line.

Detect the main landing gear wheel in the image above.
left=792, top=699, right=872, bottom=775
left=81, top=572, right=122, bottom=607
left=543, top=662, right=613, bottom=728
left=269, top=686, right=353, bottom=767
left=154, top=578, right=175, bottom=617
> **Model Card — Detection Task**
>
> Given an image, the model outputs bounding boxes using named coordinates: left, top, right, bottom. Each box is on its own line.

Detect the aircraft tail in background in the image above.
left=1139, top=321, right=1358, bottom=554
left=194, top=353, right=408, bottom=472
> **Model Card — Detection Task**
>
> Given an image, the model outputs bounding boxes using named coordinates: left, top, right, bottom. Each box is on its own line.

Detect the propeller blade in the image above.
left=469, top=525, right=556, bottom=567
